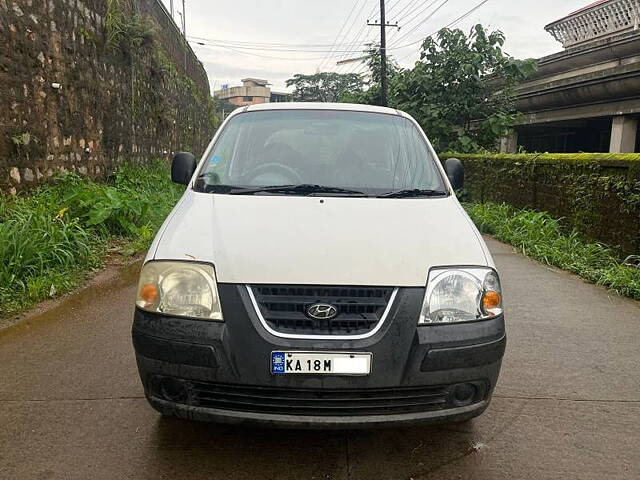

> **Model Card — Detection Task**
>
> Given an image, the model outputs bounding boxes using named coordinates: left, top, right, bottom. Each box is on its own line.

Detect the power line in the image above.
left=345, top=0, right=401, bottom=104
left=190, top=41, right=358, bottom=61
left=393, top=0, right=491, bottom=63
left=342, top=43, right=375, bottom=75
left=188, top=38, right=371, bottom=54
left=343, top=7, right=384, bottom=75
left=332, top=0, right=378, bottom=70
left=346, top=0, right=463, bottom=74
left=336, top=40, right=369, bottom=73
left=336, top=38, right=369, bottom=72
left=317, top=0, right=367, bottom=71
left=352, top=58, right=372, bottom=76
left=391, top=0, right=489, bottom=51
left=353, top=0, right=490, bottom=75
left=187, top=34, right=368, bottom=48
left=338, top=0, right=379, bottom=73
left=396, top=0, right=439, bottom=24
left=389, top=0, right=423, bottom=22
left=385, top=0, right=405, bottom=15
left=388, top=0, right=451, bottom=47
left=443, top=0, right=490, bottom=29
left=387, top=0, right=441, bottom=45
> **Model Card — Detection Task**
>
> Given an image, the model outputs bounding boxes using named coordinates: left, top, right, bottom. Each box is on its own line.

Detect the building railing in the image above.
left=545, top=0, right=640, bottom=48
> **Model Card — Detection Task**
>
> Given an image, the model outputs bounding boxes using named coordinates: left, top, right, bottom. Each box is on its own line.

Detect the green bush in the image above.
left=0, top=161, right=183, bottom=316
left=466, top=202, right=640, bottom=299
left=105, top=0, right=155, bottom=54
left=440, top=152, right=640, bottom=256
left=441, top=152, right=640, bottom=163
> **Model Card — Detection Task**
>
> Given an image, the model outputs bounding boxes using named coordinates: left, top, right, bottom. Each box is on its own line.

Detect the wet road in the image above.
left=1, top=237, right=639, bottom=479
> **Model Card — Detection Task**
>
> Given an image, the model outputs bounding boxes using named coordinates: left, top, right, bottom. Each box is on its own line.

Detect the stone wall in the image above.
left=0, top=0, right=215, bottom=193
left=441, top=153, right=640, bottom=256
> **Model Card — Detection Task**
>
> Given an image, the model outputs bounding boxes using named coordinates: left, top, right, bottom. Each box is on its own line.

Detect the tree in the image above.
left=286, top=72, right=365, bottom=103
left=213, top=97, right=238, bottom=127
left=392, top=25, right=536, bottom=152
left=340, top=45, right=402, bottom=106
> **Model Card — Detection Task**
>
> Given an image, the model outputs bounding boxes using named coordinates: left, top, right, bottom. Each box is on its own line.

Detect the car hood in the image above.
left=151, top=191, right=490, bottom=287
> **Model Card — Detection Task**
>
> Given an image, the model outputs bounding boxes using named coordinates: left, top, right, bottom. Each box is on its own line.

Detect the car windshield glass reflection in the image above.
left=194, top=110, right=446, bottom=196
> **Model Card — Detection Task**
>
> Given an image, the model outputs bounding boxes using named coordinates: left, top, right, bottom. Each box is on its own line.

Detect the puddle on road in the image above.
left=0, top=259, right=143, bottom=338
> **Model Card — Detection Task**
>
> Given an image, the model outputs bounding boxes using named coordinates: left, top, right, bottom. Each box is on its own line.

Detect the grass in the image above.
left=466, top=202, right=640, bottom=300
left=0, top=161, right=183, bottom=316
left=4, top=178, right=637, bottom=316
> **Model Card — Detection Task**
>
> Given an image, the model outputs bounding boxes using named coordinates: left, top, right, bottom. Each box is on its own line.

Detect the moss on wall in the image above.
left=0, top=0, right=215, bottom=193
left=440, top=153, right=640, bottom=255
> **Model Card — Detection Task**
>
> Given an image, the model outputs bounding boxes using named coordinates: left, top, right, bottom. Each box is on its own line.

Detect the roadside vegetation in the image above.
left=0, top=162, right=183, bottom=316
left=466, top=202, right=640, bottom=300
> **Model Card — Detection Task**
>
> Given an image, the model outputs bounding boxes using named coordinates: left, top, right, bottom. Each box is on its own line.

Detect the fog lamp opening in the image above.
left=159, top=377, right=189, bottom=403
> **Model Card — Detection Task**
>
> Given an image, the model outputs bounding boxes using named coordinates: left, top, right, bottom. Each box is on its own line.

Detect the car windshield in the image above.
left=194, top=110, right=446, bottom=196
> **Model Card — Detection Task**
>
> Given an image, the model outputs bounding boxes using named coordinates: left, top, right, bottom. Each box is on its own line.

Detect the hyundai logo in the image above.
left=306, top=303, right=338, bottom=320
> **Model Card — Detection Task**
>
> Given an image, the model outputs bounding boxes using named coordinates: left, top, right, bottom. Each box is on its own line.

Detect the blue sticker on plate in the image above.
left=271, top=352, right=286, bottom=374
left=210, top=155, right=222, bottom=165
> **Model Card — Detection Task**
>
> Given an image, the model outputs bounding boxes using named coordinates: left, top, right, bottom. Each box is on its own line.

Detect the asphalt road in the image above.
left=1, top=237, right=639, bottom=480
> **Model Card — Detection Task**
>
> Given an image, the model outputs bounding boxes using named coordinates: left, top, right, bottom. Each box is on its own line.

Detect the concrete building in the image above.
left=504, top=0, right=640, bottom=153
left=214, top=78, right=290, bottom=106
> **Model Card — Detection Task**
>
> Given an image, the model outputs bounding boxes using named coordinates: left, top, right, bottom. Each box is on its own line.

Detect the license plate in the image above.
left=271, top=352, right=372, bottom=375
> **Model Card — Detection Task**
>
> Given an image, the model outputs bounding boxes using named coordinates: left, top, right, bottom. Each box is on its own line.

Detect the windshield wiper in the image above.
left=377, top=188, right=448, bottom=198
left=223, top=184, right=368, bottom=197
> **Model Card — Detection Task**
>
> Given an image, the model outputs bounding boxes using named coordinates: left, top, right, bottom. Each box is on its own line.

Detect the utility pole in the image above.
left=170, top=0, right=174, bottom=18
left=367, top=1, right=399, bottom=107
left=378, top=0, right=388, bottom=107
left=181, top=0, right=187, bottom=37
left=178, top=5, right=186, bottom=71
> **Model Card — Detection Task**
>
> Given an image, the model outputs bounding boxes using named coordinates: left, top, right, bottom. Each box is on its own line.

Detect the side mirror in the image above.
left=444, top=157, right=464, bottom=191
left=171, top=152, right=197, bottom=185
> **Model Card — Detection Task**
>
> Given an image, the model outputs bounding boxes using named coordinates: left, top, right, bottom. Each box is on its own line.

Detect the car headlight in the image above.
left=419, top=267, right=502, bottom=324
left=136, top=261, right=223, bottom=321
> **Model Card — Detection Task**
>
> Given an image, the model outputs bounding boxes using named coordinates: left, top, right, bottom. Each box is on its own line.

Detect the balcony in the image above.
left=545, top=0, right=640, bottom=48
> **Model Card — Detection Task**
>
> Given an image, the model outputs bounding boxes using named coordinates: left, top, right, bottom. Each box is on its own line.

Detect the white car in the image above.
left=132, top=102, right=506, bottom=428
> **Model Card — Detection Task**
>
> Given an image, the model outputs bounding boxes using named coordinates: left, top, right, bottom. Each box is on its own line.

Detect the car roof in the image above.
left=244, top=102, right=401, bottom=116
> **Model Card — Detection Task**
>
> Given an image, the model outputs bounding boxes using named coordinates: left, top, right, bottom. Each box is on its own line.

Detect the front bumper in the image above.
left=146, top=395, right=491, bottom=429
left=132, top=284, right=506, bottom=428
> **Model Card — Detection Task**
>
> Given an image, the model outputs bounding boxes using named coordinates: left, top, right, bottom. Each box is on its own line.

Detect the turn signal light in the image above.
left=140, top=284, right=159, bottom=307
left=481, top=290, right=502, bottom=316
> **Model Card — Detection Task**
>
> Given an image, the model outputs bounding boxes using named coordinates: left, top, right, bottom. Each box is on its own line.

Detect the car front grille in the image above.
left=188, top=381, right=451, bottom=416
left=248, top=285, right=396, bottom=336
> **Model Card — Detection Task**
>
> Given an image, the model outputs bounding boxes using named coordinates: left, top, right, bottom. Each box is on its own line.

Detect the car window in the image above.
left=195, top=110, right=445, bottom=195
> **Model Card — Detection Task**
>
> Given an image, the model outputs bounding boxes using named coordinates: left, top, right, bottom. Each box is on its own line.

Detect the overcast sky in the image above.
left=161, top=0, right=588, bottom=92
